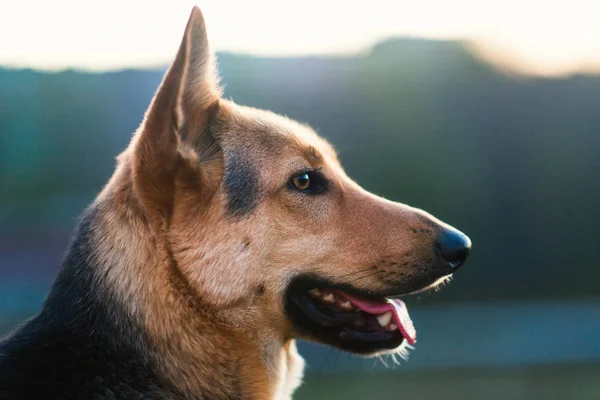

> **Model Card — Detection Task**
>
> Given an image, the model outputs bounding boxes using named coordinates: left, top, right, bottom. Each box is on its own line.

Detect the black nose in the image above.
left=436, top=228, right=471, bottom=270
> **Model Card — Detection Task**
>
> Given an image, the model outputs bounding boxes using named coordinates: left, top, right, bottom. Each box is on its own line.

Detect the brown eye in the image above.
left=289, top=170, right=328, bottom=194
left=292, top=173, right=311, bottom=190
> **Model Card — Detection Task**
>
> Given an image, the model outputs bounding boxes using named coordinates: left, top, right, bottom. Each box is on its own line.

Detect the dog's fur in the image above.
left=0, top=7, right=469, bottom=399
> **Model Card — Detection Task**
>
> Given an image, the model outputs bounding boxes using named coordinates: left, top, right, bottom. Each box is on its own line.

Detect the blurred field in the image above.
left=3, top=39, right=600, bottom=303
left=296, top=365, right=600, bottom=400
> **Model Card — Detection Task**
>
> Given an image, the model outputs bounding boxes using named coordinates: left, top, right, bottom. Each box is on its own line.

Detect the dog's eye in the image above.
left=289, top=171, right=328, bottom=194
left=292, top=173, right=311, bottom=191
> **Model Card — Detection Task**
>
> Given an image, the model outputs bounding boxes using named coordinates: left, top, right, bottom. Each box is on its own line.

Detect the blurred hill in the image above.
left=1, top=38, right=599, bottom=306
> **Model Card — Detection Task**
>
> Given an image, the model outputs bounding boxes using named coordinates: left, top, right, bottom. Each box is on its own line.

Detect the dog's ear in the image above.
left=132, top=6, right=222, bottom=220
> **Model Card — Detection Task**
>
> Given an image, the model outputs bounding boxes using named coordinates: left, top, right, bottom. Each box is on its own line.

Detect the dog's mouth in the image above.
left=285, top=277, right=416, bottom=355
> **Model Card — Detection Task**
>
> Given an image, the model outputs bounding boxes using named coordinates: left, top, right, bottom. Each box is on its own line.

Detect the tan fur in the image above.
left=86, top=6, right=460, bottom=399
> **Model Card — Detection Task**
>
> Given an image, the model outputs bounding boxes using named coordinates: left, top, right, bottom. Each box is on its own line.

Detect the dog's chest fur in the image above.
left=0, top=206, right=304, bottom=400
left=0, top=208, right=179, bottom=399
left=266, top=339, right=305, bottom=399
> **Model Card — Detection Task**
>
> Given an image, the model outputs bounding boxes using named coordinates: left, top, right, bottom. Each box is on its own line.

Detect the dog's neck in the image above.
left=51, top=162, right=304, bottom=399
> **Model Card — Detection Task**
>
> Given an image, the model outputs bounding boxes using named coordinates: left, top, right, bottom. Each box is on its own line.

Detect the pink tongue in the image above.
left=332, top=291, right=417, bottom=345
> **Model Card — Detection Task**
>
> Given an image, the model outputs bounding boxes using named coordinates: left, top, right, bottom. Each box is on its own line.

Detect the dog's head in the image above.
left=128, top=7, right=470, bottom=356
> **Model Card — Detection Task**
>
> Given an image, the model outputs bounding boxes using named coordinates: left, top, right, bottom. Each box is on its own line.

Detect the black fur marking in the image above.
left=256, top=284, right=266, bottom=297
left=0, top=207, right=182, bottom=400
left=222, top=151, right=258, bottom=217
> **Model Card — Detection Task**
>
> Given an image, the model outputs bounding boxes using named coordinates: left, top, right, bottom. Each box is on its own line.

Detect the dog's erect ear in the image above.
left=133, top=6, right=222, bottom=220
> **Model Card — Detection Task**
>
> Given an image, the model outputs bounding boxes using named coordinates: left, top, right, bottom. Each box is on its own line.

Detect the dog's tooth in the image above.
left=322, top=293, right=335, bottom=303
left=309, top=288, right=321, bottom=298
left=376, top=311, right=393, bottom=327
left=339, top=300, right=353, bottom=311
left=388, top=323, right=398, bottom=331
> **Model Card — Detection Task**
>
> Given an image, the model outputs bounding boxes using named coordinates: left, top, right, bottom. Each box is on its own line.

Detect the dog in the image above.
left=0, top=6, right=471, bottom=399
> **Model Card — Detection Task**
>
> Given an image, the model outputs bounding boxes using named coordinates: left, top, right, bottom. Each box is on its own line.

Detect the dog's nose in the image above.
left=436, top=228, right=471, bottom=271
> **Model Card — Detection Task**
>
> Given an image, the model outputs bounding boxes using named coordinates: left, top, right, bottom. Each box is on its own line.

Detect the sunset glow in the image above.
left=1, top=0, right=599, bottom=76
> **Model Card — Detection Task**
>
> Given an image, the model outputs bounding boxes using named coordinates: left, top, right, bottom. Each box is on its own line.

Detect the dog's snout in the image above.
left=436, top=227, right=471, bottom=271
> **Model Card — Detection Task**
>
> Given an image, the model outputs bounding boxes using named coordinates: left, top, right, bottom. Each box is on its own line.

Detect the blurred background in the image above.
left=1, top=1, right=599, bottom=399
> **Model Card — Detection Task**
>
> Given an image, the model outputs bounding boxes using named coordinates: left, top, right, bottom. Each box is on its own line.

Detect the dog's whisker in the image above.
left=347, top=270, right=381, bottom=284
left=348, top=270, right=381, bottom=281
left=337, top=265, right=377, bottom=279
left=333, top=349, right=342, bottom=370
left=379, top=356, right=390, bottom=368
left=372, top=357, right=379, bottom=370
left=319, top=348, right=335, bottom=372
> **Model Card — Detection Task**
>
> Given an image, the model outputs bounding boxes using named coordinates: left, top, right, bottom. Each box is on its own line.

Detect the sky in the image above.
left=1, top=0, right=600, bottom=76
